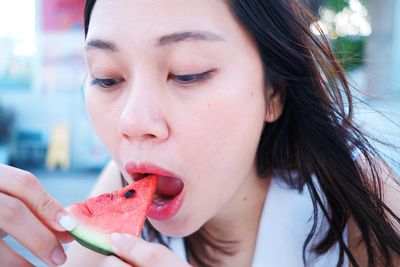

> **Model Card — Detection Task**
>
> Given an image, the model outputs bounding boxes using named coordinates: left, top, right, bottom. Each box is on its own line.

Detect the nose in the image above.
left=118, top=81, right=169, bottom=142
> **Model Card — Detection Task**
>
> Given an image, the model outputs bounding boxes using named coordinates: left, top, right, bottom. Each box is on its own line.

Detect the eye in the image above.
left=169, top=70, right=214, bottom=85
left=90, top=78, right=122, bottom=89
left=124, top=190, right=136, bottom=199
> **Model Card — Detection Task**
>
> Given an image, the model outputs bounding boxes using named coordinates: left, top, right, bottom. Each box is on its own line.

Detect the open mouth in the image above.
left=130, top=173, right=184, bottom=205
left=125, top=162, right=185, bottom=220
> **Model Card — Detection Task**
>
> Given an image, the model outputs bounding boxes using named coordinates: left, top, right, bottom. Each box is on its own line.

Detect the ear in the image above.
left=265, top=87, right=284, bottom=123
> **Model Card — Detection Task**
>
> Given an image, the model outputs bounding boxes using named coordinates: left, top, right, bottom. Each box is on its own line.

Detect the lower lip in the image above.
left=147, top=190, right=184, bottom=220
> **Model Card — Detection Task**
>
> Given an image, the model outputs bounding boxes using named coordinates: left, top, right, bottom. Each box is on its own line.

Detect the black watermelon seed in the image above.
left=124, top=190, right=136, bottom=199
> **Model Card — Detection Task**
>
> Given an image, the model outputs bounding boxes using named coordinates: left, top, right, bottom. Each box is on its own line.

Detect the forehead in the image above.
left=87, top=0, right=235, bottom=42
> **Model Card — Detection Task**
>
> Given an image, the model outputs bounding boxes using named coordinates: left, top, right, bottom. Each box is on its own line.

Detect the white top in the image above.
left=163, top=174, right=348, bottom=266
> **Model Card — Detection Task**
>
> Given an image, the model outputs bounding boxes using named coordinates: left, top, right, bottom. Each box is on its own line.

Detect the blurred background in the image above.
left=0, top=0, right=399, bottom=265
left=0, top=0, right=108, bottom=172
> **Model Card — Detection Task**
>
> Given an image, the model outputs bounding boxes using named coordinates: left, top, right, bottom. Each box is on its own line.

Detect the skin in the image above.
left=83, top=0, right=283, bottom=265
left=71, top=1, right=400, bottom=266
left=0, top=0, right=398, bottom=267
left=0, top=164, right=73, bottom=267
left=86, top=0, right=273, bottom=245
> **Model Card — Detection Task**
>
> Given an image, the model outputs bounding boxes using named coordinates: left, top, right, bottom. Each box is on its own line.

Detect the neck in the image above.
left=188, top=169, right=271, bottom=267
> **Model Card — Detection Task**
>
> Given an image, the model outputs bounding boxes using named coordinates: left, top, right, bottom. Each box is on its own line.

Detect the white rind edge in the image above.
left=58, top=214, right=77, bottom=231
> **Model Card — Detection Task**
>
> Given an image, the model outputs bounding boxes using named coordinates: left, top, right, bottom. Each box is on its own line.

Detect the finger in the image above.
left=54, top=231, right=74, bottom=244
left=0, top=165, right=75, bottom=232
left=0, top=193, right=66, bottom=267
left=110, top=233, right=186, bottom=267
left=0, top=228, right=8, bottom=239
left=0, top=239, right=34, bottom=267
left=99, top=256, right=131, bottom=267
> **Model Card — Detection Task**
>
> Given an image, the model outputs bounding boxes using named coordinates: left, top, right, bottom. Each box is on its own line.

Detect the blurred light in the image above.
left=13, top=42, right=37, bottom=56
left=310, top=21, right=330, bottom=36
left=321, top=8, right=336, bottom=23
left=0, top=0, right=36, bottom=55
left=315, top=0, right=371, bottom=38
left=0, top=0, right=36, bottom=38
left=349, top=0, right=368, bottom=16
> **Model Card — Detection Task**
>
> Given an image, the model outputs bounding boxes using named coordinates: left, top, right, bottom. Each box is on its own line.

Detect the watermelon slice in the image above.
left=66, top=175, right=157, bottom=255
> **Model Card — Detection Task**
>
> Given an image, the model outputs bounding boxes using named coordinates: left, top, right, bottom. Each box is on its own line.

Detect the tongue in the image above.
left=156, top=176, right=183, bottom=197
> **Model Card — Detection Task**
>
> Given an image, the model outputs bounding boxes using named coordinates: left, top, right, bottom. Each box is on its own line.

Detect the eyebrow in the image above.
left=85, top=39, right=118, bottom=52
left=85, top=31, right=225, bottom=52
left=157, top=31, right=225, bottom=47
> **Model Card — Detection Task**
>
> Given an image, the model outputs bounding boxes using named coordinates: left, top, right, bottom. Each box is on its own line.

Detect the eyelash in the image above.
left=90, top=70, right=215, bottom=89
left=169, top=70, right=214, bottom=85
left=90, top=78, right=121, bottom=88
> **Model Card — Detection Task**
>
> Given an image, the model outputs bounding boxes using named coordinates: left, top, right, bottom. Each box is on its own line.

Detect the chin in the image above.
left=148, top=217, right=204, bottom=238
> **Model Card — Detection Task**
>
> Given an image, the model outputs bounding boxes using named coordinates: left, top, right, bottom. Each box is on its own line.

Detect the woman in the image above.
left=0, top=0, right=399, bottom=266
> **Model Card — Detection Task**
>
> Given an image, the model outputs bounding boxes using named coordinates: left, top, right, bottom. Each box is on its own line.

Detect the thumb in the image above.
left=111, top=233, right=176, bottom=267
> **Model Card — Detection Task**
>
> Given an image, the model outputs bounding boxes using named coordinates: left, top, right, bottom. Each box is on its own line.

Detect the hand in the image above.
left=0, top=164, right=75, bottom=266
left=99, top=233, right=192, bottom=267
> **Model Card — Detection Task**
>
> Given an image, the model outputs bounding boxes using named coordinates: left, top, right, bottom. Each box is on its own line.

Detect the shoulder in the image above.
left=88, top=160, right=122, bottom=196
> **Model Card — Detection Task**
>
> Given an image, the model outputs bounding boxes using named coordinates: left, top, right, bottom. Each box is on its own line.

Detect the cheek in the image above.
left=187, top=80, right=265, bottom=168
left=85, top=90, right=121, bottom=157
left=85, top=90, right=100, bottom=125
left=179, top=82, right=266, bottom=194
left=164, top=84, right=266, bottom=234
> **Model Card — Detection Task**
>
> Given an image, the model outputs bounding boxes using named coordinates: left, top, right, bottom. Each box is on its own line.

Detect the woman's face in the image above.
left=85, top=0, right=272, bottom=236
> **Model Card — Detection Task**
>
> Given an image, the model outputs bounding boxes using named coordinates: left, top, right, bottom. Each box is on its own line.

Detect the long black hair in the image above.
left=84, top=1, right=400, bottom=266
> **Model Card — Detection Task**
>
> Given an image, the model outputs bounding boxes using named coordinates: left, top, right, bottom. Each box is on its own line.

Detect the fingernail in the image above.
left=50, top=246, right=66, bottom=266
left=111, top=233, right=131, bottom=249
left=57, top=212, right=77, bottom=231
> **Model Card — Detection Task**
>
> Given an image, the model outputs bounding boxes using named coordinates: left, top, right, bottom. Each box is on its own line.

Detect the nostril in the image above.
left=144, top=133, right=157, bottom=139
left=120, top=129, right=164, bottom=141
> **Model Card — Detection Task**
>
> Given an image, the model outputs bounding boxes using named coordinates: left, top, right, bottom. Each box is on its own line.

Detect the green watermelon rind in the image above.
left=69, top=225, right=114, bottom=256
left=66, top=175, right=157, bottom=256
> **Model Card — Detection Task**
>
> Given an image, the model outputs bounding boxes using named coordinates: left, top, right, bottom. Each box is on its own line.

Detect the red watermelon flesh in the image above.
left=66, top=175, right=157, bottom=255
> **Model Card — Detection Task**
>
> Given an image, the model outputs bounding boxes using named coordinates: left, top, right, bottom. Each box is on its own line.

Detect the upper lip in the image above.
left=124, top=161, right=180, bottom=181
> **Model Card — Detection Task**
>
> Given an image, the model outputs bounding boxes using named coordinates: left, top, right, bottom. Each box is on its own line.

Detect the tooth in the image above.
left=152, top=195, right=167, bottom=205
